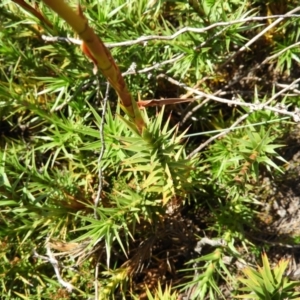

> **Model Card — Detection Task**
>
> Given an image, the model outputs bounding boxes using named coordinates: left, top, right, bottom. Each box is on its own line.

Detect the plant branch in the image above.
left=157, top=74, right=300, bottom=158
left=159, top=74, right=300, bottom=121
left=194, top=237, right=227, bottom=254
left=220, top=7, right=300, bottom=68
left=41, top=14, right=300, bottom=48
left=33, top=246, right=74, bottom=292
left=122, top=54, right=184, bottom=76
left=41, top=0, right=145, bottom=132
left=94, top=82, right=110, bottom=219
left=187, top=112, right=251, bottom=159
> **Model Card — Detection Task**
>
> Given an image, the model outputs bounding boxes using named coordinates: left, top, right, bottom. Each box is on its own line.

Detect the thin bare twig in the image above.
left=194, top=237, right=227, bottom=254
left=248, top=234, right=300, bottom=249
left=181, top=37, right=300, bottom=124
left=264, top=41, right=300, bottom=64
left=122, top=54, right=184, bottom=76
left=264, top=78, right=300, bottom=106
left=33, top=246, right=74, bottom=292
left=94, top=262, right=100, bottom=300
left=123, top=22, right=236, bottom=77
left=222, top=41, right=300, bottom=93
left=180, top=99, right=209, bottom=124
left=157, top=74, right=300, bottom=158
left=159, top=74, right=300, bottom=120
left=248, top=19, right=300, bottom=67
left=187, top=112, right=251, bottom=159
left=41, top=13, right=300, bottom=48
left=94, top=81, right=110, bottom=219
left=41, top=12, right=300, bottom=89
left=137, top=97, right=197, bottom=107
left=41, top=35, right=81, bottom=44
left=207, top=41, right=300, bottom=113
left=220, top=7, right=300, bottom=68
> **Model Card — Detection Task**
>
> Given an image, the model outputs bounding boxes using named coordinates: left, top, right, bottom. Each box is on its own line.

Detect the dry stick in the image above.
left=123, top=27, right=229, bottom=78
left=245, top=40, right=300, bottom=78
left=41, top=27, right=234, bottom=82
left=94, top=262, right=100, bottom=300
left=137, top=97, right=197, bottom=108
left=159, top=74, right=300, bottom=119
left=181, top=85, right=246, bottom=125
left=41, top=14, right=300, bottom=48
left=123, top=24, right=230, bottom=76
left=275, top=82, right=300, bottom=95
left=180, top=69, right=257, bottom=124
left=201, top=29, right=300, bottom=125
left=219, top=6, right=300, bottom=68
left=42, top=35, right=82, bottom=45
left=188, top=113, right=251, bottom=159
left=179, top=77, right=211, bottom=122
left=43, top=24, right=229, bottom=80
left=33, top=247, right=74, bottom=292
left=238, top=40, right=300, bottom=81
left=181, top=34, right=292, bottom=131
left=181, top=14, right=288, bottom=124
left=182, top=39, right=300, bottom=124
left=122, top=54, right=184, bottom=76
left=186, top=82, right=300, bottom=158
left=46, top=244, right=74, bottom=292
left=180, top=99, right=209, bottom=124
left=41, top=14, right=286, bottom=74
left=158, top=74, right=300, bottom=158
left=264, top=78, right=300, bottom=107
left=42, top=14, right=300, bottom=84
left=41, top=13, right=300, bottom=79
left=58, top=12, right=298, bottom=127
left=194, top=237, right=227, bottom=254
left=40, top=12, right=300, bottom=80
left=94, top=82, right=110, bottom=219
left=265, top=41, right=300, bottom=63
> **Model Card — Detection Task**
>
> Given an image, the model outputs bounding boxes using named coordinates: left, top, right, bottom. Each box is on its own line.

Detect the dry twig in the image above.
left=156, top=74, right=300, bottom=158
left=41, top=13, right=300, bottom=48
left=94, top=82, right=110, bottom=218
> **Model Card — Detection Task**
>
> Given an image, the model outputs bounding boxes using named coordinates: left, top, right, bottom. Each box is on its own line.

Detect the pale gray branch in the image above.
left=94, top=82, right=110, bottom=218
left=33, top=246, right=74, bottom=292
left=41, top=13, right=300, bottom=48
left=220, top=7, right=300, bottom=68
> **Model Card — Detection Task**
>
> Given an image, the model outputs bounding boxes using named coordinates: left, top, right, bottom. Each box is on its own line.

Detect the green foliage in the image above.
left=236, top=252, right=300, bottom=299
left=144, top=283, right=178, bottom=300
left=206, top=110, right=287, bottom=184
left=1, top=0, right=300, bottom=299
left=179, top=247, right=226, bottom=299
